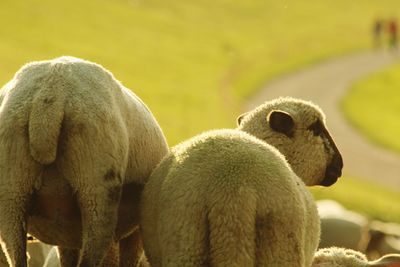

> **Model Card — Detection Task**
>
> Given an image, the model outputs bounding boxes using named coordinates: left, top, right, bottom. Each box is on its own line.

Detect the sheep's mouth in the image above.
left=319, top=150, right=343, bottom=187
left=320, top=167, right=342, bottom=187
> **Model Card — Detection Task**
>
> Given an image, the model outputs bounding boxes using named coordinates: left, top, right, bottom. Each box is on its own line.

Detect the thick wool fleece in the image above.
left=0, top=56, right=168, bottom=266
left=141, top=129, right=320, bottom=267
left=313, top=248, right=369, bottom=267
left=237, top=97, right=339, bottom=186
left=312, top=247, right=400, bottom=267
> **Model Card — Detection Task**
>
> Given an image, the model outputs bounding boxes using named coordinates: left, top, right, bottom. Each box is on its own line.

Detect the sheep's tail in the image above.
left=29, top=78, right=66, bottom=165
left=207, top=188, right=257, bottom=266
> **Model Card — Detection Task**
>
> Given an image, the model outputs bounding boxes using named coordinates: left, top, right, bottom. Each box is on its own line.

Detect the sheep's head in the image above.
left=237, top=97, right=343, bottom=187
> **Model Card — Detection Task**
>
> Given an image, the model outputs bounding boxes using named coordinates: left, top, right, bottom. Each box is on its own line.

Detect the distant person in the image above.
left=373, top=18, right=383, bottom=48
left=388, top=18, right=398, bottom=50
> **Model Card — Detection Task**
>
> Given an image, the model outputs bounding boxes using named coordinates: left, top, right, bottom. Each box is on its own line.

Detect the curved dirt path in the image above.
left=246, top=51, right=400, bottom=190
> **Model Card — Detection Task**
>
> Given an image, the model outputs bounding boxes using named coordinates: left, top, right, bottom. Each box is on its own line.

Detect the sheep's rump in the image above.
left=0, top=56, right=168, bottom=251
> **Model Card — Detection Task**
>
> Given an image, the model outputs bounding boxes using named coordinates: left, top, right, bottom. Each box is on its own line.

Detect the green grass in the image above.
left=311, top=176, right=400, bottom=223
left=1, top=0, right=400, bottom=145
left=341, top=63, right=400, bottom=222
left=342, top=63, right=400, bottom=152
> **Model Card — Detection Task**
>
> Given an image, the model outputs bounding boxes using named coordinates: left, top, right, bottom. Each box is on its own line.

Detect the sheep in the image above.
left=367, top=221, right=400, bottom=259
left=312, top=247, right=400, bottom=267
left=0, top=56, right=169, bottom=266
left=140, top=97, right=343, bottom=266
left=317, top=200, right=370, bottom=252
left=317, top=200, right=400, bottom=259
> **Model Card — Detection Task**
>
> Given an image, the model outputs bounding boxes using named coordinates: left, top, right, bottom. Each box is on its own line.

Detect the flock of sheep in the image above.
left=0, top=56, right=398, bottom=266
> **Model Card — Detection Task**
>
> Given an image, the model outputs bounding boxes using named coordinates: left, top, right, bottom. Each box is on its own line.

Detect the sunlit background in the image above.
left=1, top=0, right=398, bottom=144
left=1, top=0, right=400, bottom=261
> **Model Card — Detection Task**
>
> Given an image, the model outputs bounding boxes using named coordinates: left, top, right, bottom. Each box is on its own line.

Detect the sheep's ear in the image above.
left=369, top=254, right=400, bottom=267
left=267, top=110, right=294, bottom=137
left=237, top=112, right=248, bottom=126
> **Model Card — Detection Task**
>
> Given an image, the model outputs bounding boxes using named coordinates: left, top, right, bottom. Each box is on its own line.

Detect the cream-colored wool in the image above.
left=237, top=97, right=342, bottom=186
left=312, top=247, right=400, bottom=267
left=141, top=98, right=343, bottom=267
left=0, top=56, right=168, bottom=266
left=141, top=130, right=320, bottom=267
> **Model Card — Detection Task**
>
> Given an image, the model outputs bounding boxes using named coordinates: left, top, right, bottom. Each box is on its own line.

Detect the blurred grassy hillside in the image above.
left=311, top=177, right=400, bottom=223
left=319, top=65, right=400, bottom=222
left=342, top=63, right=400, bottom=153
left=1, top=0, right=399, bottom=145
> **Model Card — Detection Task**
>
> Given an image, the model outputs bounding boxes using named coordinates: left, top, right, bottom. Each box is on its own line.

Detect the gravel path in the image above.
left=246, top=51, right=400, bottom=190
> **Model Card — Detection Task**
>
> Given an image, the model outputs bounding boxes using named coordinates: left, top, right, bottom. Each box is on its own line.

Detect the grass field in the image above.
left=1, top=0, right=400, bottom=222
left=342, top=62, right=400, bottom=153
left=1, top=0, right=400, bottom=145
left=339, top=64, right=400, bottom=221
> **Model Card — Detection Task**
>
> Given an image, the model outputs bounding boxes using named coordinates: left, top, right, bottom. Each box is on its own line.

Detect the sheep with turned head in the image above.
left=0, top=56, right=168, bottom=266
left=140, top=97, right=343, bottom=266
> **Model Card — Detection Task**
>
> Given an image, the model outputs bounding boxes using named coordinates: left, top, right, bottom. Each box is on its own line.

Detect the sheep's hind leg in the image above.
left=0, top=194, right=30, bottom=267
left=74, top=180, right=122, bottom=267
left=60, top=155, right=123, bottom=266
left=0, top=137, right=41, bottom=267
left=58, top=121, right=126, bottom=266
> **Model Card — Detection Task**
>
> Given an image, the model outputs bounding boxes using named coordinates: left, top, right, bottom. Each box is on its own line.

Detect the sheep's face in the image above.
left=237, top=97, right=343, bottom=187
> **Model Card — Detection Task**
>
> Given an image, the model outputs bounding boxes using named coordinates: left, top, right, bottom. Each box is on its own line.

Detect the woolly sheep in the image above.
left=141, top=97, right=343, bottom=266
left=317, top=200, right=400, bottom=259
left=368, top=221, right=400, bottom=259
left=317, top=200, right=370, bottom=252
left=369, top=235, right=400, bottom=260
left=0, top=56, right=168, bottom=266
left=312, top=247, right=400, bottom=267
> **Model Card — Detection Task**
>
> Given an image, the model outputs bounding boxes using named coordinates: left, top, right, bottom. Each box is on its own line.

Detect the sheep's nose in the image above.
left=320, top=153, right=343, bottom=187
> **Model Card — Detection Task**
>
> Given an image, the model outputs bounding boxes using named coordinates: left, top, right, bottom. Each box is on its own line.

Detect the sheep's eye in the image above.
left=308, top=120, right=324, bottom=137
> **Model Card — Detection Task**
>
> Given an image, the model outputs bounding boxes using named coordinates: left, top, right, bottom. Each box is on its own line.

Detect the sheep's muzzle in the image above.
left=320, top=153, right=343, bottom=186
left=319, top=126, right=343, bottom=187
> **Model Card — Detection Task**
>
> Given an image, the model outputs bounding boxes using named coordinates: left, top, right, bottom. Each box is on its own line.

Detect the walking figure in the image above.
left=388, top=18, right=398, bottom=50
left=373, top=18, right=383, bottom=48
